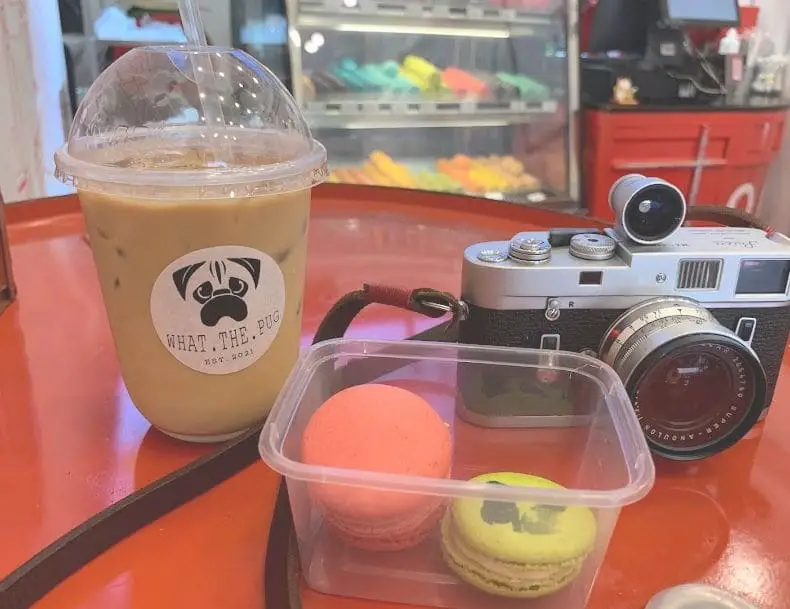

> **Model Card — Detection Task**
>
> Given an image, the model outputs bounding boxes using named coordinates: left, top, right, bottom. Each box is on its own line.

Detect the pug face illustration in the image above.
left=480, top=481, right=565, bottom=534
left=481, top=481, right=523, bottom=531
left=171, top=257, right=261, bottom=327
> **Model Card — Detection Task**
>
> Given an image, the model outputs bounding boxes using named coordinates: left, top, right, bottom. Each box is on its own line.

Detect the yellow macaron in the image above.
left=441, top=472, right=597, bottom=598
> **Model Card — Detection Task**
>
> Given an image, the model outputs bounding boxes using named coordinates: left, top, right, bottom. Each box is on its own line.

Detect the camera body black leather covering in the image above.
left=459, top=302, right=790, bottom=420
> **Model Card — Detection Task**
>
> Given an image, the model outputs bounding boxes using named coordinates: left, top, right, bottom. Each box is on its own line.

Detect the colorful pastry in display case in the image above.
left=304, top=56, right=551, bottom=103
left=329, top=152, right=542, bottom=196
left=400, top=55, right=448, bottom=94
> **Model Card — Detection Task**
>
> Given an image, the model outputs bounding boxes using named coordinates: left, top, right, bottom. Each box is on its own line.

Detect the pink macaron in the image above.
left=301, top=383, right=453, bottom=550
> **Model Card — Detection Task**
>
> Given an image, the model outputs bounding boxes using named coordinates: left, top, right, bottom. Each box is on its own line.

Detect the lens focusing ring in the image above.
left=599, top=297, right=767, bottom=459
left=600, top=296, right=759, bottom=387
left=601, top=298, right=717, bottom=383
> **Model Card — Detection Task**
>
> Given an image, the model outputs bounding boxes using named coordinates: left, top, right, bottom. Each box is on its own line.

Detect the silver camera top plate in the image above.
left=462, top=227, right=790, bottom=311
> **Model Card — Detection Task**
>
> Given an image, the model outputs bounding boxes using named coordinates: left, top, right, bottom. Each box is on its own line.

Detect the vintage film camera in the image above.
left=459, top=174, right=790, bottom=460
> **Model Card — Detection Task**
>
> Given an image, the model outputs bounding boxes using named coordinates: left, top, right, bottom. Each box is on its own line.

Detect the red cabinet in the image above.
left=582, top=107, right=788, bottom=220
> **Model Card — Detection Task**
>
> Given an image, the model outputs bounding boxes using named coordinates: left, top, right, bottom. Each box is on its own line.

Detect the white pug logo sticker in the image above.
left=172, top=257, right=260, bottom=327
left=150, top=245, right=285, bottom=374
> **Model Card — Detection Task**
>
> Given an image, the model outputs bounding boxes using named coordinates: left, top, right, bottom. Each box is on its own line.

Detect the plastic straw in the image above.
left=178, top=0, right=208, bottom=46
left=178, top=0, right=231, bottom=162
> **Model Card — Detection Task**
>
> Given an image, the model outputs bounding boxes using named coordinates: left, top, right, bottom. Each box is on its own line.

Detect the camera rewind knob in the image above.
left=569, top=233, right=616, bottom=261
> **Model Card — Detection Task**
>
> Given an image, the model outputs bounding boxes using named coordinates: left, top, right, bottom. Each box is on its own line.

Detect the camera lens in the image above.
left=599, top=297, right=766, bottom=460
left=609, top=174, right=687, bottom=244
left=632, top=342, right=760, bottom=457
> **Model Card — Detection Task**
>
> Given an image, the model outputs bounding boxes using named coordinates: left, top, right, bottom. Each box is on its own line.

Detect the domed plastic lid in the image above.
left=645, top=584, right=758, bottom=609
left=55, top=46, right=327, bottom=199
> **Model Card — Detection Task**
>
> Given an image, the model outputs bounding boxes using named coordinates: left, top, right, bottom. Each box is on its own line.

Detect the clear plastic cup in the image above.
left=55, top=46, right=327, bottom=442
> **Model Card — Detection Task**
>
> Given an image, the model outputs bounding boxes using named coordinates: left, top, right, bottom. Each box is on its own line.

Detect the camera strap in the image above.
left=0, top=205, right=769, bottom=609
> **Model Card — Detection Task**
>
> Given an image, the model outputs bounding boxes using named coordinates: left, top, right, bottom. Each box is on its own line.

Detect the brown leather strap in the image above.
left=264, top=477, right=302, bottom=609
left=0, top=284, right=463, bottom=609
left=582, top=204, right=774, bottom=233
left=313, top=283, right=464, bottom=345
left=685, top=205, right=774, bottom=232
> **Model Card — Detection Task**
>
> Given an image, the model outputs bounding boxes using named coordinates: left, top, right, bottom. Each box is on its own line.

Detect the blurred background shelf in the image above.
left=304, top=98, right=559, bottom=128
left=61, top=0, right=291, bottom=99
left=58, top=0, right=577, bottom=207
left=296, top=0, right=558, bottom=30
left=294, top=14, right=543, bottom=38
left=288, top=0, right=577, bottom=204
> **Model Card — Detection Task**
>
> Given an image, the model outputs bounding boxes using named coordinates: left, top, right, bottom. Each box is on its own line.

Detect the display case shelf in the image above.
left=295, top=15, right=542, bottom=38
left=296, top=0, right=556, bottom=31
left=304, top=98, right=558, bottom=128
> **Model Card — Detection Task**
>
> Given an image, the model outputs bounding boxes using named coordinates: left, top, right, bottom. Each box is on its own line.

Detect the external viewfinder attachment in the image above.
left=609, top=173, right=687, bottom=245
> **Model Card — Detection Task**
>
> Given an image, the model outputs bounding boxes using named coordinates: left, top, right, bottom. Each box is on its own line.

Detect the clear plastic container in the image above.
left=260, top=339, right=655, bottom=608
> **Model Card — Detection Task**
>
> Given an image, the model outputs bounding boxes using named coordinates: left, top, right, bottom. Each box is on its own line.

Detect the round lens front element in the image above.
left=629, top=339, right=761, bottom=458
left=599, top=297, right=767, bottom=460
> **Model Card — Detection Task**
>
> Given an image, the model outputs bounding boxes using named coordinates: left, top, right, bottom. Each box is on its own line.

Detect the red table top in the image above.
left=1, top=185, right=788, bottom=609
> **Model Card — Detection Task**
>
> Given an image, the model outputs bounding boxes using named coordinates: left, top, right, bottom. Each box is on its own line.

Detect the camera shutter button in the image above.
left=569, top=233, right=616, bottom=261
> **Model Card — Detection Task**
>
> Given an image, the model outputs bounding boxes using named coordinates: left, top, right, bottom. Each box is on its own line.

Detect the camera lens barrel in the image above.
left=599, top=297, right=767, bottom=460
left=609, top=174, right=687, bottom=245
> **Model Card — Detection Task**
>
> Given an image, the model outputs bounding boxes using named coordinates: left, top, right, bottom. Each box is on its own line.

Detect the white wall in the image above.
left=0, top=0, right=71, bottom=203
left=753, top=0, right=790, bottom=55
left=755, top=0, right=790, bottom=231
left=200, top=0, right=233, bottom=48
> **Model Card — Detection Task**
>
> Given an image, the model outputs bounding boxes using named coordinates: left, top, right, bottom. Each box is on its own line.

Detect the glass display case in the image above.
left=285, top=0, right=580, bottom=205
left=61, top=0, right=293, bottom=104
left=232, top=0, right=291, bottom=88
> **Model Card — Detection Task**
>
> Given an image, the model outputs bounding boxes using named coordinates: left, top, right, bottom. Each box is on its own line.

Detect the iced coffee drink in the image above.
left=80, top=182, right=309, bottom=441
left=55, top=47, right=327, bottom=441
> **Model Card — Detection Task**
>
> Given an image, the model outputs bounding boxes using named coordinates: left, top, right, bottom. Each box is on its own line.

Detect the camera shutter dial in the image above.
left=509, top=237, right=551, bottom=263
left=569, top=233, right=616, bottom=260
